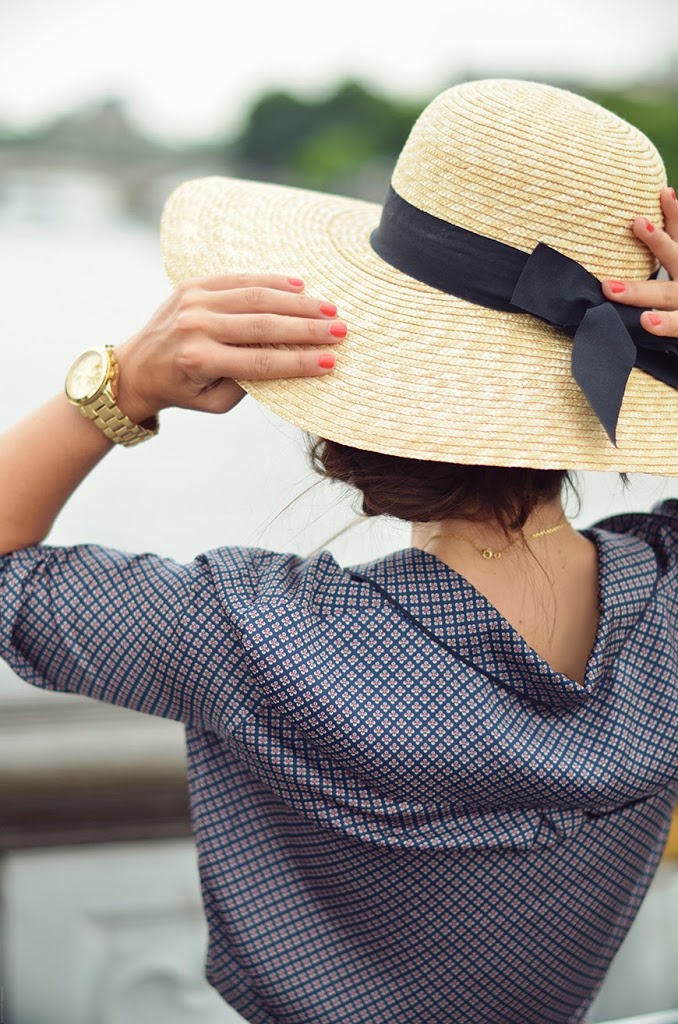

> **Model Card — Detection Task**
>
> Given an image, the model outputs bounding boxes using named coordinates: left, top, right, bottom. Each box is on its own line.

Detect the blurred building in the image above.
left=0, top=97, right=229, bottom=224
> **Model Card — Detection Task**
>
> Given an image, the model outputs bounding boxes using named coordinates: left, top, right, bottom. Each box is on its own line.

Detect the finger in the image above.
left=181, top=342, right=338, bottom=382
left=199, top=310, right=348, bottom=346
left=630, top=215, right=678, bottom=279
left=185, top=286, right=340, bottom=320
left=638, top=308, right=678, bottom=339
left=600, top=276, right=678, bottom=310
left=180, top=273, right=306, bottom=293
left=660, top=186, right=678, bottom=244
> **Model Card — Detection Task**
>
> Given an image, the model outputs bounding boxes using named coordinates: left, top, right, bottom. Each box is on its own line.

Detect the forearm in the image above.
left=0, top=393, right=114, bottom=554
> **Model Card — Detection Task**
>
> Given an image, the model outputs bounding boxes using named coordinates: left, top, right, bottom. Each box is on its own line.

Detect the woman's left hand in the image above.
left=601, top=186, right=678, bottom=335
left=113, top=273, right=346, bottom=423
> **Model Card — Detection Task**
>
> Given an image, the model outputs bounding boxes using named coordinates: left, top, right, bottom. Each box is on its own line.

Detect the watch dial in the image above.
left=67, top=350, right=106, bottom=401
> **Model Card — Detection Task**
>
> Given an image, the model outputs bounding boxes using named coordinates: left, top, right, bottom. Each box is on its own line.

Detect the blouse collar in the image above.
left=348, top=527, right=658, bottom=711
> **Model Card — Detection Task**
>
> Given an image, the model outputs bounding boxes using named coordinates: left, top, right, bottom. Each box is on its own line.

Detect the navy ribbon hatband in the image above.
left=370, top=187, right=677, bottom=447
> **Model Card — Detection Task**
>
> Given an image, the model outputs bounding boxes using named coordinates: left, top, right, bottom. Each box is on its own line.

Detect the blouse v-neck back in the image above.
left=407, top=528, right=604, bottom=689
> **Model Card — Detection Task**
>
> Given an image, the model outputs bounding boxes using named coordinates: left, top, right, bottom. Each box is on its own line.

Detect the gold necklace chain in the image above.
left=423, top=517, right=570, bottom=560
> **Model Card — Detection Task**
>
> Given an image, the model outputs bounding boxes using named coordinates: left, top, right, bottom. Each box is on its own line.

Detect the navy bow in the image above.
left=510, top=243, right=678, bottom=446
left=371, top=188, right=678, bottom=446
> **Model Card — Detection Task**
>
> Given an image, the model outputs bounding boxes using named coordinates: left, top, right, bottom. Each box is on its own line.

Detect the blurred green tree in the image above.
left=231, top=78, right=678, bottom=201
left=232, top=81, right=424, bottom=193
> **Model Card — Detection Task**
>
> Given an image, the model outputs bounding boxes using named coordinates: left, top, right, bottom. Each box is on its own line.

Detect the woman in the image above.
left=2, top=79, right=678, bottom=1024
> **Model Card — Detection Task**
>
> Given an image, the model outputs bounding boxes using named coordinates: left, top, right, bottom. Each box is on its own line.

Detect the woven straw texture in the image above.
left=160, top=78, right=678, bottom=474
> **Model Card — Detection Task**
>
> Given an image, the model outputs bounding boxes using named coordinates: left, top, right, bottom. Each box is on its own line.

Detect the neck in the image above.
left=411, top=498, right=571, bottom=563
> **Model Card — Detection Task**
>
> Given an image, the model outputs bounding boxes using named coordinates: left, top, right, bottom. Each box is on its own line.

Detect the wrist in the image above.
left=112, top=345, right=161, bottom=425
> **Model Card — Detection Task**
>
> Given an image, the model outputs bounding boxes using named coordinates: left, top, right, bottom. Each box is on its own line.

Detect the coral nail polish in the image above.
left=288, top=277, right=304, bottom=287
left=320, top=302, right=337, bottom=317
left=318, top=353, right=336, bottom=368
left=671, top=188, right=677, bottom=202
left=609, top=281, right=626, bottom=294
left=645, top=219, right=655, bottom=233
left=329, top=322, right=348, bottom=338
left=648, top=313, right=663, bottom=327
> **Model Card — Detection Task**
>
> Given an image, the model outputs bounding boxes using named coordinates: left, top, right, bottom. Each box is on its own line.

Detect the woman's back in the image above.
left=3, top=500, right=675, bottom=1024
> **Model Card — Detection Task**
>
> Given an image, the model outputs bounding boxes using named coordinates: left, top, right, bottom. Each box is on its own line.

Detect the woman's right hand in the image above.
left=601, top=186, right=678, bottom=334
left=113, top=273, right=346, bottom=423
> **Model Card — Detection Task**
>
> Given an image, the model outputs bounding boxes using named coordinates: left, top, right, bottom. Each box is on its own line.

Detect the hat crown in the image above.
left=160, top=78, right=678, bottom=475
left=391, top=79, right=666, bottom=280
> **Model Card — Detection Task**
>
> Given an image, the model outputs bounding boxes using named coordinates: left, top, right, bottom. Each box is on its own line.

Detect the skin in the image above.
left=1, top=189, right=678, bottom=562
left=412, top=492, right=602, bottom=688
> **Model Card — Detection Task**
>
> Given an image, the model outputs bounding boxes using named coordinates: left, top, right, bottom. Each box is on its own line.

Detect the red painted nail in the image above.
left=329, top=322, right=347, bottom=338
left=645, top=219, right=655, bottom=233
left=609, top=280, right=626, bottom=294
left=671, top=188, right=677, bottom=202
left=318, top=352, right=336, bottom=368
left=319, top=301, right=337, bottom=317
left=648, top=313, right=663, bottom=327
left=288, top=277, right=304, bottom=287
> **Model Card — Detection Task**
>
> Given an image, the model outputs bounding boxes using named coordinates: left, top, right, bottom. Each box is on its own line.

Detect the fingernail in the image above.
left=645, top=219, right=655, bottom=233
left=288, top=277, right=304, bottom=288
left=329, top=322, right=347, bottom=338
left=671, top=188, right=677, bottom=202
left=648, top=313, right=663, bottom=326
left=608, top=280, right=626, bottom=294
left=319, top=301, right=337, bottom=317
left=318, top=352, right=336, bottom=368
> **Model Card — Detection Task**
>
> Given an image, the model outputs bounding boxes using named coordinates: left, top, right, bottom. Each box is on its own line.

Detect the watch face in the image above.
left=66, top=349, right=108, bottom=403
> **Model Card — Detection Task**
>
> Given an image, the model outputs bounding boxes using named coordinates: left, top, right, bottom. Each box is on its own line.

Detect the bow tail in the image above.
left=570, top=304, right=637, bottom=448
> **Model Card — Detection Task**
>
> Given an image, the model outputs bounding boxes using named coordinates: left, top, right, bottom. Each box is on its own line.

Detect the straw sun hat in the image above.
left=160, top=78, right=678, bottom=475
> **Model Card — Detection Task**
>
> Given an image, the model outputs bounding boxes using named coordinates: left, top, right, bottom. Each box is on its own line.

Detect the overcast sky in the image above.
left=1, top=0, right=677, bottom=142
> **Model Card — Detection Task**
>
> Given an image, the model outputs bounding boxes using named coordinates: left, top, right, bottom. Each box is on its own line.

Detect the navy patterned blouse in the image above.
left=2, top=499, right=678, bottom=1024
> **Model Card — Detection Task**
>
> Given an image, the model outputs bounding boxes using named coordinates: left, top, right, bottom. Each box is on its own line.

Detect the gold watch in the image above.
left=65, top=345, right=159, bottom=447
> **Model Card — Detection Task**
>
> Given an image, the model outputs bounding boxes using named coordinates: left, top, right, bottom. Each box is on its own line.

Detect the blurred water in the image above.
left=1, top=194, right=677, bottom=700
left=0, top=204, right=409, bottom=698
left=0, top=211, right=408, bottom=557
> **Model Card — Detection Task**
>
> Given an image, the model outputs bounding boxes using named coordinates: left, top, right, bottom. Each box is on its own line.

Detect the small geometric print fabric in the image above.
left=2, top=500, right=678, bottom=1024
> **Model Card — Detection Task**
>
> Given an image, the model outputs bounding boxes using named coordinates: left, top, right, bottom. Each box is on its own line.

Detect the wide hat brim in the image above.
left=160, top=174, right=678, bottom=475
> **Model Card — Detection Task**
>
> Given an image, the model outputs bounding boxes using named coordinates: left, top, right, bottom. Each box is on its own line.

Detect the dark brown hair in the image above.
left=309, top=437, right=598, bottom=541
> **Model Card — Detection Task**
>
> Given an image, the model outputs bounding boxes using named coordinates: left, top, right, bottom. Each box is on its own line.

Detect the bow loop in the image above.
left=511, top=242, right=602, bottom=328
